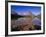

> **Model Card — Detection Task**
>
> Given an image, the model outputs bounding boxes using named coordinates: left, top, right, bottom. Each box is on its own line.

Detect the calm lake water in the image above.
left=32, top=17, right=41, bottom=26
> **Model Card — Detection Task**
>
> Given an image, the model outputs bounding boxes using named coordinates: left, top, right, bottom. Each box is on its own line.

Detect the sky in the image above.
left=11, top=5, right=41, bottom=16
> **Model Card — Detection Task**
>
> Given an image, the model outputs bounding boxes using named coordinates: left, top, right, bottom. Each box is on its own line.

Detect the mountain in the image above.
left=11, top=11, right=24, bottom=20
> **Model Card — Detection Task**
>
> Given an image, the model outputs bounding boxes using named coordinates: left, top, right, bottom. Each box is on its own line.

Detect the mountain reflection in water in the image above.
left=32, top=17, right=41, bottom=26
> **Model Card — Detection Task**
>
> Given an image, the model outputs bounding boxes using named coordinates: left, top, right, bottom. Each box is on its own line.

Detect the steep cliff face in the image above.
left=11, top=11, right=41, bottom=31
left=11, top=17, right=32, bottom=29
